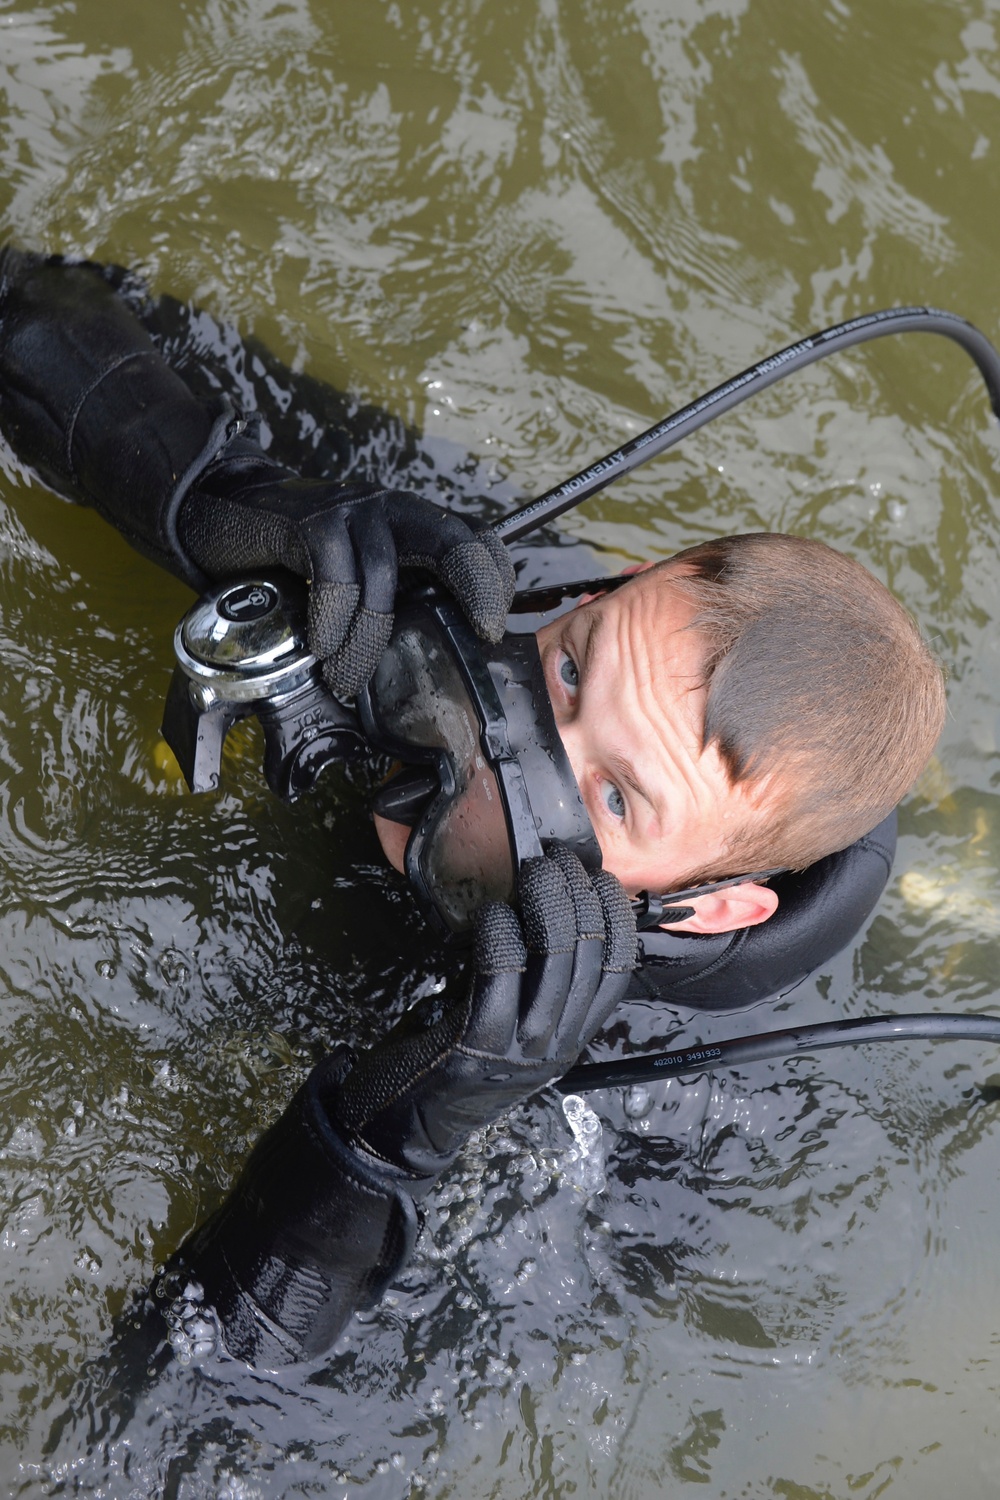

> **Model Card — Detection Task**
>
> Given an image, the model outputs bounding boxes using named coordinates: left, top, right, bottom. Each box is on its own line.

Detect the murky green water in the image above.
left=3, top=0, right=1000, bottom=1494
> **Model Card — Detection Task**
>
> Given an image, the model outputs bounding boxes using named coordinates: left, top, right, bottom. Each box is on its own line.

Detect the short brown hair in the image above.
left=649, top=533, right=946, bottom=878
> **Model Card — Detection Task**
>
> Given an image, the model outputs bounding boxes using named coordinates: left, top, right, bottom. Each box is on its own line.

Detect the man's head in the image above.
left=533, top=532, right=946, bottom=934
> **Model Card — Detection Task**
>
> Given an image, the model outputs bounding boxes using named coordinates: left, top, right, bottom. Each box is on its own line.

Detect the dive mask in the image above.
left=358, top=587, right=600, bottom=932
left=162, top=573, right=600, bottom=935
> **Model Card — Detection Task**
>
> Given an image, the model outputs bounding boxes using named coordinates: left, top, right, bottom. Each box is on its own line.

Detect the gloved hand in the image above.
left=177, top=443, right=515, bottom=697
left=335, top=844, right=638, bottom=1180
left=157, top=847, right=636, bottom=1367
left=0, top=248, right=515, bottom=697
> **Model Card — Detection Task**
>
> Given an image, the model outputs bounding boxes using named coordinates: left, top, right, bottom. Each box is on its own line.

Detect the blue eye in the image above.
left=603, top=782, right=625, bottom=820
left=559, top=652, right=579, bottom=692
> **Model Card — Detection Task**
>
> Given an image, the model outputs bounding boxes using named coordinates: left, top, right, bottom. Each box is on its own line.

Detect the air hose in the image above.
left=494, top=305, right=1000, bottom=543
left=557, top=1011, right=1000, bottom=1094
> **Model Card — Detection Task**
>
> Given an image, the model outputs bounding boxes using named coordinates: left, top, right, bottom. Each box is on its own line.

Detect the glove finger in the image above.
left=593, top=869, right=639, bottom=975
left=517, top=853, right=578, bottom=954
left=300, top=502, right=360, bottom=666
left=384, top=495, right=515, bottom=644
left=515, top=854, right=581, bottom=1058
left=543, top=846, right=608, bottom=1058
left=305, top=503, right=397, bottom=697
left=474, top=898, right=529, bottom=976
left=319, top=600, right=393, bottom=700
left=544, top=844, right=603, bottom=934
left=435, top=528, right=515, bottom=644
left=346, top=498, right=402, bottom=623
left=308, top=579, right=360, bottom=662
left=462, top=901, right=528, bottom=1056
left=578, top=869, right=638, bottom=1042
left=298, top=505, right=354, bottom=589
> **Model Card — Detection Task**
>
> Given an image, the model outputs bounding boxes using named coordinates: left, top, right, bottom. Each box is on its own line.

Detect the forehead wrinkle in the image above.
left=623, top=574, right=703, bottom=725
left=617, top=575, right=717, bottom=813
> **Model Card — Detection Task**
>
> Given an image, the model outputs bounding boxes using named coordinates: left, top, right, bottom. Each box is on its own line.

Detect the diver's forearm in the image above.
left=157, top=1050, right=424, bottom=1367
left=0, top=248, right=513, bottom=701
left=0, top=249, right=245, bottom=586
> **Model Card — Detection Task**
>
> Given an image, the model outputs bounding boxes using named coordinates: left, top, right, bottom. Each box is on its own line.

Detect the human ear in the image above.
left=663, top=881, right=779, bottom=936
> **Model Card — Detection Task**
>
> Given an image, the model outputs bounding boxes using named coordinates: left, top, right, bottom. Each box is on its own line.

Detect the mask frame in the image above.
left=357, top=587, right=601, bottom=934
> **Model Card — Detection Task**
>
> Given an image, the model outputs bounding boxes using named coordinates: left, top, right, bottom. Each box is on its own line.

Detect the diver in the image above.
left=0, top=248, right=945, bottom=1366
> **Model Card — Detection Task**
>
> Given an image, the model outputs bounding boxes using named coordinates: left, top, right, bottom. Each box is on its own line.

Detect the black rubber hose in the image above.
left=555, top=1011, right=1000, bottom=1093
left=494, top=306, right=1000, bottom=543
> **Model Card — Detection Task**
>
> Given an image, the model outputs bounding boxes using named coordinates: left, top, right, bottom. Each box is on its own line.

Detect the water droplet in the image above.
left=624, top=1084, right=652, bottom=1119
left=560, top=1093, right=606, bottom=1194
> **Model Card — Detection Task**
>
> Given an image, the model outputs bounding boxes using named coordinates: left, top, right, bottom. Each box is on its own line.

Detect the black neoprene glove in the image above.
left=178, top=442, right=515, bottom=697
left=0, top=248, right=514, bottom=697
left=157, top=847, right=637, bottom=1367
left=336, top=844, right=637, bottom=1180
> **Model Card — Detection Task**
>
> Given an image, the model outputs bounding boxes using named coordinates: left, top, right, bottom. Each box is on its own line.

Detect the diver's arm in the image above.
left=157, top=1049, right=422, bottom=1367
left=157, top=848, right=636, bottom=1367
left=0, top=250, right=232, bottom=585
left=121, top=279, right=417, bottom=488
left=0, top=249, right=512, bottom=696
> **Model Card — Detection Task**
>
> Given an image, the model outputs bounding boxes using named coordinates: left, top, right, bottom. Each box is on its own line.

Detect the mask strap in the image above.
left=508, top=574, right=632, bottom=614
left=632, top=868, right=787, bottom=931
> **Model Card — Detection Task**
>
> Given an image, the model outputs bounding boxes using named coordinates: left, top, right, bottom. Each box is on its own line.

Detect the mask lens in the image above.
left=361, top=589, right=600, bottom=935
left=413, top=768, right=516, bottom=929
left=363, top=606, right=519, bottom=931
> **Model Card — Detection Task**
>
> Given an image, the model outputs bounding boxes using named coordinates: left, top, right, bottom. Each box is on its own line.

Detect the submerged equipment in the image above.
left=162, top=303, right=1000, bottom=1023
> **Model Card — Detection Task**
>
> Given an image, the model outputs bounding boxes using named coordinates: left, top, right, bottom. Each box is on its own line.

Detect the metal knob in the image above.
left=162, top=576, right=366, bottom=799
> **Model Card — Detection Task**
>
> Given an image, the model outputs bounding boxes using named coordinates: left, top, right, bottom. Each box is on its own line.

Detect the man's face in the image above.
left=534, top=566, right=760, bottom=896
left=372, top=566, right=779, bottom=933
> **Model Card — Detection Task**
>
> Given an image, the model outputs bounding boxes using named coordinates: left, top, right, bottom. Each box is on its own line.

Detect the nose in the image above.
left=373, top=812, right=410, bottom=874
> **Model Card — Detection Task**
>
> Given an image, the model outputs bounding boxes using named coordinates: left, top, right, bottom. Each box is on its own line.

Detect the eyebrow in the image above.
left=608, top=749, right=650, bottom=805
left=581, top=608, right=604, bottom=677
